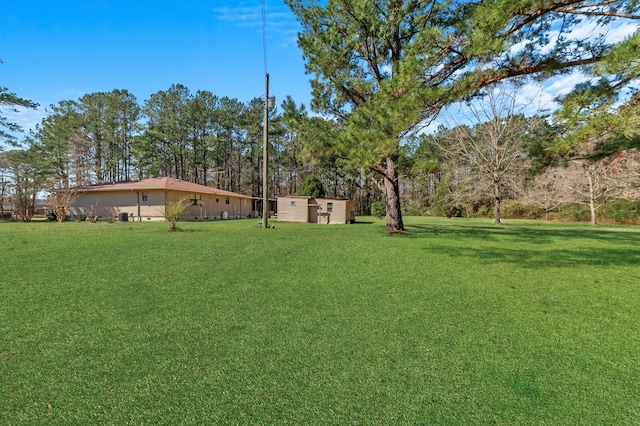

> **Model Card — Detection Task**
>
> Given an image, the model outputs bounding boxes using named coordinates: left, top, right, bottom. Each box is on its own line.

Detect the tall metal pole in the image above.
left=262, top=72, right=269, bottom=228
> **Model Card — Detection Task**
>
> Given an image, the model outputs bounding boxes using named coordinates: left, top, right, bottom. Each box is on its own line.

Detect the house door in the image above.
left=308, top=205, right=318, bottom=223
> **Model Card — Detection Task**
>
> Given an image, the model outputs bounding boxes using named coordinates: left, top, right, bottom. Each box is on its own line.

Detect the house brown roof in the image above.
left=78, top=177, right=252, bottom=199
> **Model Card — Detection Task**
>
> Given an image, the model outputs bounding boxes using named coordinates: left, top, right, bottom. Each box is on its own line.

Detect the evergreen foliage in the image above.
left=2, top=5, right=639, bottom=224
left=297, top=175, right=326, bottom=198
left=0, top=59, right=38, bottom=147
left=286, top=0, right=639, bottom=232
left=370, top=201, right=385, bottom=219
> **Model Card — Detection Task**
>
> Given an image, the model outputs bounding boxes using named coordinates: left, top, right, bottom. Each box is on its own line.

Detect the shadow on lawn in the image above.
left=405, top=221, right=640, bottom=268
left=433, top=243, right=640, bottom=269
left=406, top=221, right=639, bottom=244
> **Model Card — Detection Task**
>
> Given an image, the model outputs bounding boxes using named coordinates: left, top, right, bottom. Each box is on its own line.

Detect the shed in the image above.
left=277, top=196, right=356, bottom=224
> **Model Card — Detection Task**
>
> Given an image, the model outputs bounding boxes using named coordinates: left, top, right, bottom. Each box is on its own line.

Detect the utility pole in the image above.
left=262, top=72, right=269, bottom=228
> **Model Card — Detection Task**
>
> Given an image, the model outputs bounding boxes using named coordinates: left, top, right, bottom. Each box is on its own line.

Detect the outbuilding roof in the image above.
left=276, top=195, right=354, bottom=202
left=77, top=177, right=252, bottom=199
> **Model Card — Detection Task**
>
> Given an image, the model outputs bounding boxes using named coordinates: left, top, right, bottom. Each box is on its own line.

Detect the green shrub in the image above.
left=558, top=204, right=590, bottom=222
left=371, top=201, right=386, bottom=219
left=448, top=205, right=465, bottom=218
left=163, top=196, right=190, bottom=231
left=430, top=201, right=448, bottom=217
left=604, top=199, right=640, bottom=224
left=524, top=207, right=546, bottom=220
left=501, top=200, right=526, bottom=219
left=474, top=204, right=491, bottom=219
left=431, top=199, right=464, bottom=218
left=500, top=200, right=543, bottom=220
left=402, top=201, right=426, bottom=216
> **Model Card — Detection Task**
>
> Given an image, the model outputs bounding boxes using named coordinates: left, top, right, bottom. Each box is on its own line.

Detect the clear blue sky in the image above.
left=1, top=2, right=636, bottom=140
left=1, top=1, right=310, bottom=135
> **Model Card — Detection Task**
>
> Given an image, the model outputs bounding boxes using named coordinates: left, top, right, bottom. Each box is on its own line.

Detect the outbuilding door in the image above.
left=308, top=204, right=318, bottom=223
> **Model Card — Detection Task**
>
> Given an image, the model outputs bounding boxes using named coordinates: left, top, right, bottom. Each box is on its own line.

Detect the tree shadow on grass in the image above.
left=164, top=226, right=209, bottom=233
left=432, top=243, right=640, bottom=269
left=404, top=222, right=640, bottom=268
left=406, top=221, right=640, bottom=244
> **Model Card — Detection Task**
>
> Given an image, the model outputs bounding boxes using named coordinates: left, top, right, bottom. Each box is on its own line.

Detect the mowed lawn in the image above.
left=1, top=217, right=639, bottom=424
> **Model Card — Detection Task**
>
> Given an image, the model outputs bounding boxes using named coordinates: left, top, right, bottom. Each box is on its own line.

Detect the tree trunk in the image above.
left=382, top=157, right=405, bottom=233
left=95, top=133, right=103, bottom=183
left=494, top=197, right=502, bottom=225
left=0, top=181, right=6, bottom=219
left=493, top=179, right=502, bottom=225
left=587, top=173, right=598, bottom=226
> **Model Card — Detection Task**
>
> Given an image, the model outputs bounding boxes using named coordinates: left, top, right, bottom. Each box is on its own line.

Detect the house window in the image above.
left=327, top=202, right=333, bottom=213
left=216, top=198, right=219, bottom=203
left=142, top=192, right=148, bottom=202
left=190, top=194, right=201, bottom=206
left=225, top=197, right=230, bottom=204
left=290, top=200, right=296, bottom=206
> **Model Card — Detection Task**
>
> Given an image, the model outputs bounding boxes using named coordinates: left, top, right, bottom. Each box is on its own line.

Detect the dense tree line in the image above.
left=1, top=79, right=639, bottom=224
left=0, top=85, right=376, bottom=220
left=2, top=0, right=639, bottom=224
left=287, top=0, right=639, bottom=232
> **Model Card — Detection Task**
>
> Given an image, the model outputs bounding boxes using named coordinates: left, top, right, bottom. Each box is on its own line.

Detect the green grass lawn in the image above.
left=1, top=217, right=639, bottom=424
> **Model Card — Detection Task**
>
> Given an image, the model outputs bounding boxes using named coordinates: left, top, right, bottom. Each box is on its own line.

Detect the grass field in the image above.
left=1, top=217, right=639, bottom=424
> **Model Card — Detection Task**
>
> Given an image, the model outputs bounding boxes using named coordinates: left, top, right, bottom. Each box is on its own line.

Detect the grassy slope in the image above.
left=1, top=218, right=639, bottom=424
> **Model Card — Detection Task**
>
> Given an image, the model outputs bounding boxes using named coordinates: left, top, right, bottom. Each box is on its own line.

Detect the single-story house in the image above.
left=69, top=177, right=254, bottom=221
left=277, top=196, right=356, bottom=224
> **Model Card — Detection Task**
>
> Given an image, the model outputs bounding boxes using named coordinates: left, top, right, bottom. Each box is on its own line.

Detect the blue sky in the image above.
left=1, top=1, right=637, bottom=141
left=1, top=1, right=310, bottom=136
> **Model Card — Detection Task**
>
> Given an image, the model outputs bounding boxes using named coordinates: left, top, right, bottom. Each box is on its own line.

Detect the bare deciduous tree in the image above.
left=436, top=87, right=535, bottom=224
left=523, top=169, right=567, bottom=220
left=608, top=149, right=640, bottom=199
left=559, top=159, right=614, bottom=226
left=49, top=186, right=78, bottom=222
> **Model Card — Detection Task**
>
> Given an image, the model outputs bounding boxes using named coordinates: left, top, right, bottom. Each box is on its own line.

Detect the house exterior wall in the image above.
left=139, top=190, right=166, bottom=219
left=71, top=189, right=252, bottom=221
left=316, top=199, right=356, bottom=224
left=71, top=190, right=143, bottom=220
left=172, top=193, right=252, bottom=220
left=276, top=196, right=310, bottom=223
left=277, top=196, right=355, bottom=224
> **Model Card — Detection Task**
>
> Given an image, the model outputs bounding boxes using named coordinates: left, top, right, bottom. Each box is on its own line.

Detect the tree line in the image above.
left=0, top=85, right=375, bottom=220
left=2, top=80, right=639, bottom=226
left=2, top=0, right=639, bottom=226
left=287, top=0, right=639, bottom=232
